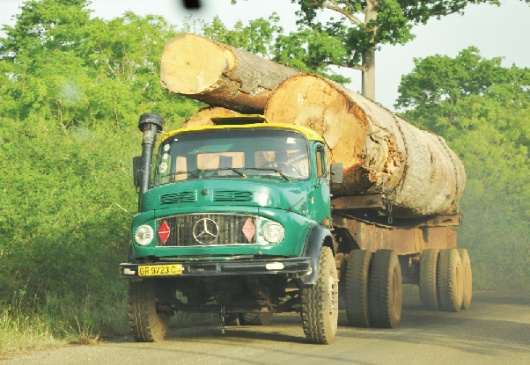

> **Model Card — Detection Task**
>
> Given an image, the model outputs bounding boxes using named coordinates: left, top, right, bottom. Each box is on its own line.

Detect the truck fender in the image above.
left=299, top=225, right=334, bottom=286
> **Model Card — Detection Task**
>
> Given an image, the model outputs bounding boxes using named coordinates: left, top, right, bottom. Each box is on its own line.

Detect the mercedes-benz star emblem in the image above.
left=193, top=218, right=219, bottom=244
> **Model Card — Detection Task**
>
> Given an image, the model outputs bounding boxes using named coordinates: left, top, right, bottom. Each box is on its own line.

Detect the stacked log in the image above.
left=264, top=74, right=466, bottom=218
left=160, top=33, right=301, bottom=113
left=162, top=36, right=466, bottom=218
left=181, top=106, right=239, bottom=128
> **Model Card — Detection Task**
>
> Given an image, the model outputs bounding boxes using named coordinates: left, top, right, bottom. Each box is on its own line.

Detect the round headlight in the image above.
left=134, top=225, right=154, bottom=246
left=262, top=222, right=285, bottom=244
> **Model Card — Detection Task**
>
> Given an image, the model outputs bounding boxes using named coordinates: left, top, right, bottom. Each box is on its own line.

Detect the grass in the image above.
left=0, top=306, right=66, bottom=355
left=0, top=291, right=129, bottom=356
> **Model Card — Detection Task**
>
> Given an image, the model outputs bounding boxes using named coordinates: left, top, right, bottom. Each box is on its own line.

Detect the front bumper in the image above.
left=119, top=257, right=312, bottom=279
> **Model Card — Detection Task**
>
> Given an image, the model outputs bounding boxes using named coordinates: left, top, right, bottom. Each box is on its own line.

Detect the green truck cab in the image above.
left=120, top=114, right=342, bottom=344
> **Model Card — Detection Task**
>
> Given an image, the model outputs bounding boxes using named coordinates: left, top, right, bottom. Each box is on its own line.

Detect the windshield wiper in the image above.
left=187, top=169, right=202, bottom=178
left=213, top=167, right=247, bottom=178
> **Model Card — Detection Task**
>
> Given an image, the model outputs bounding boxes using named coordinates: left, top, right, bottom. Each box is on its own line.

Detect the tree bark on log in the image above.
left=264, top=74, right=466, bottom=218
left=160, top=33, right=301, bottom=114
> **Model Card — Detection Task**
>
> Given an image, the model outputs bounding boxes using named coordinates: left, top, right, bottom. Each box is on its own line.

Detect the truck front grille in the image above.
left=157, top=214, right=257, bottom=246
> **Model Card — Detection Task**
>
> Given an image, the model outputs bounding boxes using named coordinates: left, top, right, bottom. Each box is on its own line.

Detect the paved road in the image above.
left=2, top=291, right=529, bottom=364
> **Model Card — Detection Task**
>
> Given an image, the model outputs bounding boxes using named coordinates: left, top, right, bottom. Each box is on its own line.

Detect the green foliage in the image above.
left=200, top=13, right=351, bottom=83
left=0, top=0, right=202, bottom=349
left=226, top=1, right=515, bottom=91
left=203, top=14, right=283, bottom=57
left=396, top=48, right=529, bottom=289
left=284, top=0, right=504, bottom=92
left=294, top=0, right=501, bottom=44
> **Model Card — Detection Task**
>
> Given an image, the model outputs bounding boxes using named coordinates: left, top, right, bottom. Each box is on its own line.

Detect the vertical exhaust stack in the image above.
left=138, top=113, right=163, bottom=208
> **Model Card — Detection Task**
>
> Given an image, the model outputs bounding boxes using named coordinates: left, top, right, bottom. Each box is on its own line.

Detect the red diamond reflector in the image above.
left=242, top=218, right=256, bottom=242
left=158, top=220, right=171, bottom=244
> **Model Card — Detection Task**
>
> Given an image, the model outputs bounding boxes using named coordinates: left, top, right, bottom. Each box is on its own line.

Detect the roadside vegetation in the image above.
left=1, top=0, right=528, bottom=355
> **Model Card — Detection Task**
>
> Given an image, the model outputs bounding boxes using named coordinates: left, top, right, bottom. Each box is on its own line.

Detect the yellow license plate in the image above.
left=138, top=264, right=183, bottom=277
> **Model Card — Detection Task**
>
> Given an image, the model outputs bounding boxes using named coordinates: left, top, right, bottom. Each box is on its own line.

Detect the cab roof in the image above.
left=161, top=115, right=324, bottom=143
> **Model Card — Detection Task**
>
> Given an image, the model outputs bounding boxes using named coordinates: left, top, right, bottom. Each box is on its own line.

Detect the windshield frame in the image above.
left=154, top=127, right=311, bottom=186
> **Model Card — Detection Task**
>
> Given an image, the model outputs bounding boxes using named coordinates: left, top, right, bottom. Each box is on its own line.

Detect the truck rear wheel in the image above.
left=242, top=310, right=273, bottom=325
left=128, top=279, right=172, bottom=342
left=437, top=249, right=464, bottom=312
left=369, top=249, right=402, bottom=328
left=300, top=246, right=338, bottom=344
left=345, top=249, right=372, bottom=327
left=458, top=249, right=472, bottom=310
left=419, top=249, right=439, bottom=310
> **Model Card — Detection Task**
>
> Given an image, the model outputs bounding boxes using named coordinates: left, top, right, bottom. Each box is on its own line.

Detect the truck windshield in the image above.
left=155, top=128, right=310, bottom=185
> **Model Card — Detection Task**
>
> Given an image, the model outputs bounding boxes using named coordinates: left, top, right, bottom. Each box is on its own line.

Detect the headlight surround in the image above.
left=261, top=221, right=285, bottom=244
left=134, top=224, right=154, bottom=246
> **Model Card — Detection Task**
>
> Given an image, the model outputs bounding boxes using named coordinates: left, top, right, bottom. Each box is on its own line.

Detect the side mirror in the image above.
left=133, top=156, right=142, bottom=188
left=330, top=162, right=343, bottom=184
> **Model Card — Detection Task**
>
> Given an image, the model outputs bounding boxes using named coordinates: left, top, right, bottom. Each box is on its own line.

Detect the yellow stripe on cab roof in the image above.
left=162, top=115, right=324, bottom=143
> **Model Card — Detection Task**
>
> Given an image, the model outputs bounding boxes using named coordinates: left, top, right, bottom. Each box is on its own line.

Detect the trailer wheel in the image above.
left=458, top=249, right=473, bottom=310
left=369, top=249, right=402, bottom=328
left=300, top=246, right=338, bottom=344
left=242, top=310, right=274, bottom=325
left=437, top=249, right=464, bottom=312
left=345, top=249, right=372, bottom=327
left=419, top=249, right=439, bottom=310
left=128, top=279, right=172, bottom=342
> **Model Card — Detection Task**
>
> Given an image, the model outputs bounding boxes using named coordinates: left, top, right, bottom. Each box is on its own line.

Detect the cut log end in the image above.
left=160, top=34, right=235, bottom=95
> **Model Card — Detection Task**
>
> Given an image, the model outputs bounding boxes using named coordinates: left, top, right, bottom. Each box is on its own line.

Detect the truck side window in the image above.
left=316, top=148, right=326, bottom=178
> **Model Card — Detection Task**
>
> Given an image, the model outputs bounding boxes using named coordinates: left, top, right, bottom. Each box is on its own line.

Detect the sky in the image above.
left=1, top=0, right=529, bottom=109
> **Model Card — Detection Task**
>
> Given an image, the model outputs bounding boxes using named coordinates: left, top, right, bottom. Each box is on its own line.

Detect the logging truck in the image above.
left=120, top=113, right=472, bottom=344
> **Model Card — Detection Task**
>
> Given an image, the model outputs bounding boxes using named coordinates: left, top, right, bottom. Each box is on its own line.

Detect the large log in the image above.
left=160, top=33, right=301, bottom=113
left=181, top=106, right=239, bottom=129
left=264, top=74, right=466, bottom=218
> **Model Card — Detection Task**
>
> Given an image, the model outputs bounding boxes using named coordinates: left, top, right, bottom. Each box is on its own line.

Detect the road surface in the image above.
left=2, top=291, right=529, bottom=364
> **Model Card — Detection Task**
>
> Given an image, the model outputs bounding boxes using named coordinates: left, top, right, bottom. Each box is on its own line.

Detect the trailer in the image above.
left=331, top=194, right=471, bottom=329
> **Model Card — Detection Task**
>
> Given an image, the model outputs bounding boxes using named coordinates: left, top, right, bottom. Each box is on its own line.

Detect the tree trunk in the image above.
left=264, top=74, right=466, bottom=218
left=362, top=48, right=376, bottom=101
left=160, top=33, right=301, bottom=113
left=361, top=0, right=378, bottom=100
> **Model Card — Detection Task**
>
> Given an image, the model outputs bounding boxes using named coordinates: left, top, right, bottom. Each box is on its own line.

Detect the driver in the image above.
left=259, top=150, right=307, bottom=178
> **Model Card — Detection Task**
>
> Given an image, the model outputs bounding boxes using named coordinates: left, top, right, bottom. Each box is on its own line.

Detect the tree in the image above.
left=0, top=0, right=203, bottom=333
left=203, top=14, right=284, bottom=58
left=395, top=48, right=529, bottom=289
left=0, top=0, right=200, bottom=130
left=269, top=0, right=515, bottom=100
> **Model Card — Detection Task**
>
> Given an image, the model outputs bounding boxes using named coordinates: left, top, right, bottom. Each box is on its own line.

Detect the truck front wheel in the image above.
left=128, top=279, right=172, bottom=342
left=300, top=246, right=338, bottom=344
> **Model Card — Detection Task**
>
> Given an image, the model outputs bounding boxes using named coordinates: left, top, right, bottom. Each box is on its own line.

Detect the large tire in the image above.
left=437, top=249, right=464, bottom=312
left=300, top=246, right=338, bottom=344
left=345, top=249, right=372, bottom=327
left=369, top=249, right=402, bottom=328
left=458, top=249, right=473, bottom=310
left=128, top=279, right=172, bottom=342
left=419, top=249, right=439, bottom=310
